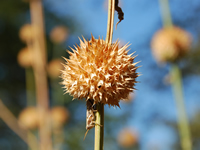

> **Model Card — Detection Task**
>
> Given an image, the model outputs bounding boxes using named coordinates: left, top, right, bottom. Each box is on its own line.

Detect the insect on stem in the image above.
left=84, top=99, right=102, bottom=140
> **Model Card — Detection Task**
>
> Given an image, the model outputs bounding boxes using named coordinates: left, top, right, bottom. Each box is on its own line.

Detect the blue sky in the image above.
left=44, top=0, right=200, bottom=149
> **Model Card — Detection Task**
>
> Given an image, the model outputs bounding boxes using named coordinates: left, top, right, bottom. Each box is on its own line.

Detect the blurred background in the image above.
left=0, top=0, right=200, bottom=150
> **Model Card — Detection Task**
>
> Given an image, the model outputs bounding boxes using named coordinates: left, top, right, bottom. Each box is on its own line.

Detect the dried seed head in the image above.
left=117, top=128, right=138, bottom=147
left=51, top=106, right=70, bottom=129
left=50, top=26, right=69, bottom=44
left=19, top=24, right=39, bottom=42
left=47, top=58, right=64, bottom=79
left=61, top=35, right=138, bottom=107
left=17, top=47, right=33, bottom=68
left=122, top=93, right=135, bottom=103
left=151, top=26, right=191, bottom=63
left=18, top=107, right=39, bottom=130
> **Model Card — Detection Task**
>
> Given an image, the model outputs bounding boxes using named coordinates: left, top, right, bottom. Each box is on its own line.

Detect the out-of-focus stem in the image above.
left=0, top=99, right=38, bottom=150
left=94, top=0, right=115, bottom=150
left=29, top=0, right=52, bottom=150
left=170, top=64, right=192, bottom=150
left=158, top=0, right=192, bottom=149
left=159, top=0, right=173, bottom=28
left=25, top=68, right=35, bottom=106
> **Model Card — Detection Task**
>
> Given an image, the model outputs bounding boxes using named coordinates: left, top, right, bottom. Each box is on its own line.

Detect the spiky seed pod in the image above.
left=61, top=35, right=138, bottom=107
left=151, top=26, right=191, bottom=63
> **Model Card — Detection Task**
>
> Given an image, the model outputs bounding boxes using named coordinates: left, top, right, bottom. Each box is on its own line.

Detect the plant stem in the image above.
left=170, top=64, right=192, bottom=150
left=106, top=0, right=115, bottom=44
left=94, top=0, right=115, bottom=150
left=94, top=103, right=104, bottom=150
left=29, top=0, right=52, bottom=150
left=158, top=0, right=192, bottom=149
left=158, top=0, right=173, bottom=28
left=0, top=99, right=38, bottom=150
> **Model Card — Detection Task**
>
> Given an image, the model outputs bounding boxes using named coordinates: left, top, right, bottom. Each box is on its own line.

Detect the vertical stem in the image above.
left=158, top=0, right=173, bottom=28
left=29, top=0, right=52, bottom=150
left=158, top=0, right=192, bottom=149
left=106, top=0, right=115, bottom=44
left=94, top=0, right=115, bottom=150
left=94, top=103, right=104, bottom=150
left=170, top=64, right=192, bottom=150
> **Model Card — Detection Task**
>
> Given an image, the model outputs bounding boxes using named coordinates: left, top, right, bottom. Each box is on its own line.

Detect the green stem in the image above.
left=170, top=64, right=192, bottom=150
left=158, top=0, right=173, bottom=28
left=94, top=103, right=104, bottom=150
left=158, top=0, right=192, bottom=149
left=94, top=0, right=115, bottom=150
left=25, top=68, right=35, bottom=106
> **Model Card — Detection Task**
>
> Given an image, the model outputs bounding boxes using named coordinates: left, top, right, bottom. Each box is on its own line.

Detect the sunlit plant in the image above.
left=61, top=0, right=139, bottom=149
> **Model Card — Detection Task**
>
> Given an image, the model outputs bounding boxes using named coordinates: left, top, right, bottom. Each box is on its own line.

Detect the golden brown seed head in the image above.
left=17, top=47, right=33, bottom=68
left=50, top=26, right=69, bottom=44
left=61, top=35, right=138, bottom=107
left=18, top=107, right=39, bottom=130
left=51, top=106, right=70, bottom=129
left=151, top=26, right=191, bottom=63
left=19, top=24, right=39, bottom=42
left=117, top=128, right=138, bottom=147
left=47, top=58, right=64, bottom=79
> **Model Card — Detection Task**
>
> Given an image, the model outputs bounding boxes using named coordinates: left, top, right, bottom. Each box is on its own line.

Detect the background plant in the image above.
left=0, top=0, right=200, bottom=150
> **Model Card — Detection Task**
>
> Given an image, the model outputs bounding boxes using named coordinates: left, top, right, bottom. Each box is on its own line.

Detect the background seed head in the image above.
left=117, top=128, right=138, bottom=148
left=18, top=107, right=39, bottom=130
left=151, top=26, right=192, bottom=63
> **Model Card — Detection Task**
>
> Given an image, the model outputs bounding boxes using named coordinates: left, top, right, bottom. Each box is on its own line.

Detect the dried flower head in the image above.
left=17, top=47, right=33, bottom=68
left=18, top=107, right=39, bottom=130
left=117, top=128, right=138, bottom=147
left=151, top=26, right=191, bottom=63
left=47, top=58, right=65, bottom=78
left=61, top=35, right=138, bottom=107
left=50, top=26, right=69, bottom=44
left=122, top=93, right=135, bottom=103
left=19, top=24, right=39, bottom=42
left=51, top=106, right=70, bottom=129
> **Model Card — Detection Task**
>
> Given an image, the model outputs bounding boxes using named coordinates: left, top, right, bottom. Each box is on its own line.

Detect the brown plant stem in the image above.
left=94, top=0, right=115, bottom=150
left=0, top=99, right=38, bottom=150
left=106, top=0, right=115, bottom=44
left=29, top=0, right=52, bottom=150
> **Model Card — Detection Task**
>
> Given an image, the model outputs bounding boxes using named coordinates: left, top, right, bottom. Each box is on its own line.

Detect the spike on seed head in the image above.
left=61, top=34, right=139, bottom=107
